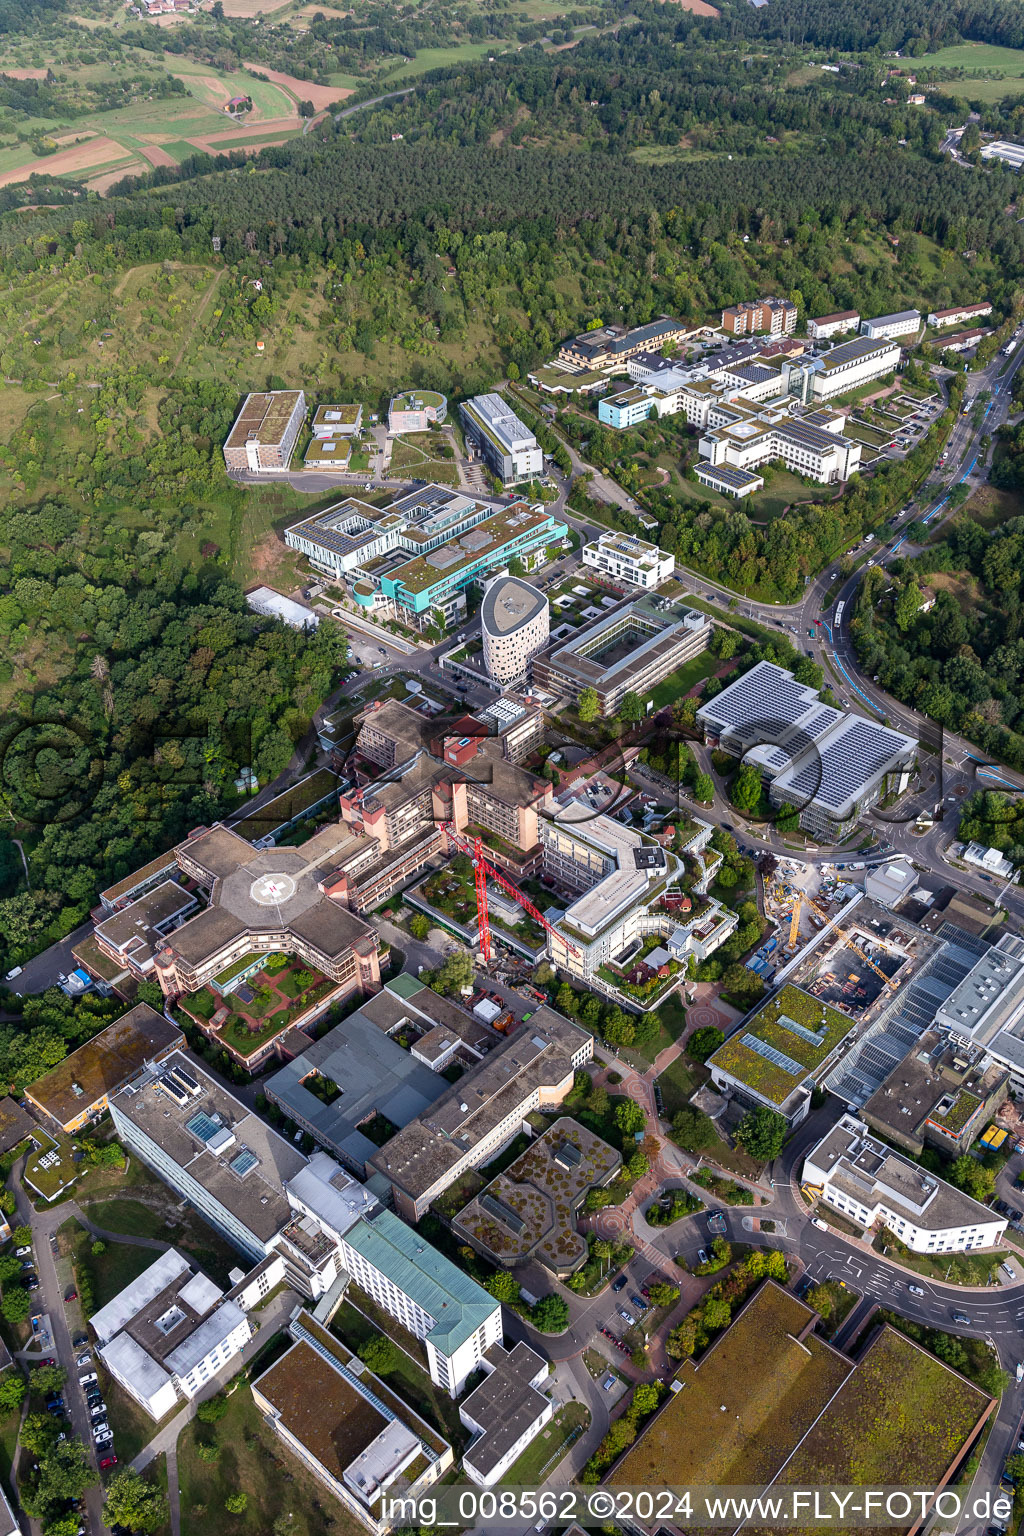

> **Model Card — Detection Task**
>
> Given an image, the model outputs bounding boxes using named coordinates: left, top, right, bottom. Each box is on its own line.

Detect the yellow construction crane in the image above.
left=846, top=936, right=898, bottom=989
left=788, top=894, right=803, bottom=948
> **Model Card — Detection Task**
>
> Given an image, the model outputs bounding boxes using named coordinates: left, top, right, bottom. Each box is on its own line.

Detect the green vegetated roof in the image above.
left=709, top=984, right=856, bottom=1106
left=761, top=1326, right=991, bottom=1508
left=612, top=1283, right=852, bottom=1488
left=612, top=1285, right=991, bottom=1504
left=927, top=1087, right=982, bottom=1136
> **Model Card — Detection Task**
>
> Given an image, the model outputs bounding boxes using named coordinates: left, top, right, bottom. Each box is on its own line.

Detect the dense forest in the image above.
left=850, top=515, right=1024, bottom=770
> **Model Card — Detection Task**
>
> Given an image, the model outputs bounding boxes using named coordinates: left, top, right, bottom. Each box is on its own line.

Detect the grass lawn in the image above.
left=179, top=1386, right=361, bottom=1536
left=85, top=1236, right=162, bottom=1310
left=648, top=652, right=719, bottom=710
left=872, top=1234, right=1003, bottom=1286
left=0, top=1409, right=18, bottom=1487
left=330, top=1298, right=468, bottom=1450
left=500, top=1402, right=590, bottom=1485
left=384, top=40, right=515, bottom=81
left=85, top=1198, right=169, bottom=1239
left=901, top=41, right=1024, bottom=100
left=82, top=1198, right=240, bottom=1290
left=655, top=1055, right=701, bottom=1117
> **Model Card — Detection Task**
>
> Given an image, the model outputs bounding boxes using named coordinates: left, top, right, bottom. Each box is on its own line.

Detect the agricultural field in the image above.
left=901, top=42, right=1024, bottom=101
left=0, top=22, right=343, bottom=190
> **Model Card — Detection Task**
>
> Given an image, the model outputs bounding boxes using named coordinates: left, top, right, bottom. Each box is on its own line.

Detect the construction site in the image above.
left=790, top=915, right=916, bottom=1014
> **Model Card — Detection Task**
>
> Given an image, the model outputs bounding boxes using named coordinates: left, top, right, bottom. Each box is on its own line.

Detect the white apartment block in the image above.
left=338, top=1209, right=503, bottom=1396
left=808, top=311, right=860, bottom=341
left=928, top=303, right=993, bottom=328
left=91, top=1249, right=251, bottom=1419
left=803, top=1114, right=1006, bottom=1254
left=860, top=310, right=920, bottom=341
left=582, top=530, right=674, bottom=589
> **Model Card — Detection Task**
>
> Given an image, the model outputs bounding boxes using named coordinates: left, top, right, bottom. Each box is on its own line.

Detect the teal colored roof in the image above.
left=387, top=974, right=426, bottom=1001
left=344, top=1210, right=497, bottom=1355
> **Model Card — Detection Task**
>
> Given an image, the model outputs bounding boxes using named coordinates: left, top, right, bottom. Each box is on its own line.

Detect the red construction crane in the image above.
left=441, top=822, right=581, bottom=964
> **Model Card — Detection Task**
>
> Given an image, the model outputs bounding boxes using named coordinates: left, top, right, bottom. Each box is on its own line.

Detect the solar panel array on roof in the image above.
left=700, top=662, right=814, bottom=735
left=741, top=1032, right=803, bottom=1078
left=785, top=720, right=905, bottom=811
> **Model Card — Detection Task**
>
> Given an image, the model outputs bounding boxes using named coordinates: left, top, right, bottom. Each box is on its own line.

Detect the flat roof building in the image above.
left=459, top=1342, right=552, bottom=1487
left=803, top=1112, right=1006, bottom=1253
left=864, top=858, right=918, bottom=908
left=611, top=1280, right=994, bottom=1500
left=93, top=880, right=200, bottom=982
left=109, top=1049, right=308, bottom=1262
left=369, top=1006, right=592, bottom=1221
left=340, top=1208, right=502, bottom=1395
left=480, top=577, right=550, bottom=688
left=286, top=483, right=566, bottom=630
left=697, top=660, right=916, bottom=838
left=532, top=594, right=711, bottom=717
left=387, top=390, right=447, bottom=436
left=246, top=585, right=319, bottom=631
left=981, top=139, right=1024, bottom=169
left=708, top=983, right=858, bottom=1125
left=312, top=403, right=362, bottom=437
left=860, top=310, right=920, bottom=341
left=581, top=531, right=674, bottom=590
left=25, top=1004, right=182, bottom=1132
left=860, top=1029, right=1008, bottom=1157
left=252, top=1311, right=452, bottom=1536
left=459, top=394, right=543, bottom=488
left=156, top=822, right=380, bottom=1002
left=92, top=1248, right=251, bottom=1419
left=0, top=1098, right=34, bottom=1154
left=263, top=1000, right=448, bottom=1175
left=223, top=390, right=306, bottom=474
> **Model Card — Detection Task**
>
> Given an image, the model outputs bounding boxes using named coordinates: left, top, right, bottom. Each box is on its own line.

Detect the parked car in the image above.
left=76, top=1353, right=91, bottom=1368
left=26, top=1278, right=39, bottom=1291
left=697, top=1249, right=709, bottom=1266
left=630, top=1294, right=648, bottom=1313
left=15, top=1246, right=31, bottom=1258
left=79, top=1373, right=97, bottom=1387
left=617, top=1308, right=635, bottom=1326
left=64, top=1289, right=77, bottom=1303
left=611, top=1275, right=627, bottom=1293
left=72, top=1333, right=89, bottom=1349
left=99, top=1456, right=117, bottom=1471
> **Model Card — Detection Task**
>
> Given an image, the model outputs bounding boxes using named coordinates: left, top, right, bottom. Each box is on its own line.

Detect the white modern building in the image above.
left=543, top=806, right=737, bottom=986
left=459, top=394, right=544, bottom=488
left=460, top=1342, right=553, bottom=1486
left=803, top=1113, right=1006, bottom=1253
left=860, top=310, right=920, bottom=341
left=697, top=410, right=862, bottom=486
left=581, top=531, right=674, bottom=590
left=807, top=311, right=860, bottom=341
left=339, top=1209, right=503, bottom=1395
left=785, top=337, right=902, bottom=403
left=91, top=1249, right=251, bottom=1419
left=981, top=140, right=1024, bottom=170
left=928, top=303, right=993, bottom=329
left=962, top=842, right=1014, bottom=879
left=480, top=576, right=550, bottom=687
